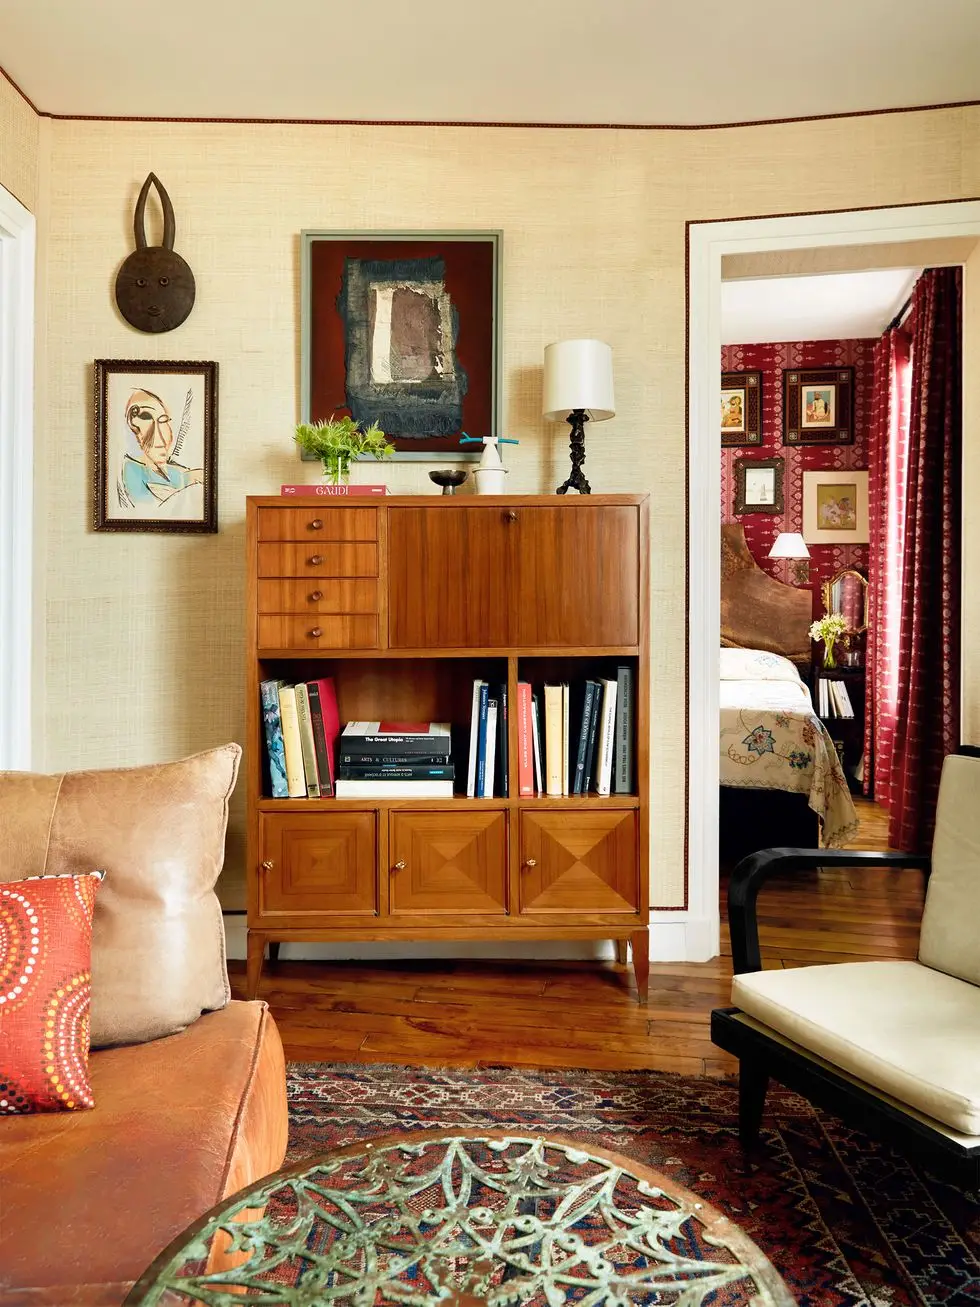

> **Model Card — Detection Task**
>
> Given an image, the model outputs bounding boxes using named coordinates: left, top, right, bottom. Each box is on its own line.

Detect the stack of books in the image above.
left=817, top=677, right=855, bottom=719
left=514, top=669, right=634, bottom=797
left=260, top=677, right=340, bottom=798
left=337, top=723, right=454, bottom=798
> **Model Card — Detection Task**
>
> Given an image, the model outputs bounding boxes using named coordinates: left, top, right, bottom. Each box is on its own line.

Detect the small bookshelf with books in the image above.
left=245, top=494, right=649, bottom=1003
left=813, top=666, right=866, bottom=794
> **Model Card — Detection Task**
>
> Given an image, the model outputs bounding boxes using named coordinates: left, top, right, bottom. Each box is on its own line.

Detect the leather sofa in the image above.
left=0, top=748, right=289, bottom=1305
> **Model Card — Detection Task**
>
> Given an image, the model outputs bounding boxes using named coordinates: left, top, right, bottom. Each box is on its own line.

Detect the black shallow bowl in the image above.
left=428, top=469, right=468, bottom=490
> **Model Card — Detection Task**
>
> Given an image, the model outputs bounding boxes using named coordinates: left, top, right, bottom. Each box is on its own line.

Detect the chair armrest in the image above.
left=729, top=847, right=931, bottom=976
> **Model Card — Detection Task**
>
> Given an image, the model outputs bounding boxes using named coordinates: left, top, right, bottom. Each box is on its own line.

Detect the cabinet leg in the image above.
left=614, top=939, right=629, bottom=967
left=268, top=942, right=281, bottom=964
left=246, top=931, right=265, bottom=1000
left=629, top=928, right=649, bottom=1006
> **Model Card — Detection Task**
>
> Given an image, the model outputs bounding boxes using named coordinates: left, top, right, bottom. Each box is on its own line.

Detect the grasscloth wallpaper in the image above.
left=2, top=104, right=978, bottom=913
left=0, top=73, right=39, bottom=212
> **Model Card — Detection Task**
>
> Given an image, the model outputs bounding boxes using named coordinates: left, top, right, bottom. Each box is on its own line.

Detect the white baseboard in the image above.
left=223, top=916, right=720, bottom=964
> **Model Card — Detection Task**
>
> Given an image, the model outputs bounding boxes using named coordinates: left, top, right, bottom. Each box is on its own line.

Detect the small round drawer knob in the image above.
left=309, top=518, right=323, bottom=530
left=261, top=860, right=274, bottom=871
left=309, top=627, right=323, bottom=639
left=392, top=860, right=407, bottom=871
left=309, top=590, right=323, bottom=602
left=524, top=858, right=537, bottom=868
left=504, top=511, right=518, bottom=522
left=308, top=554, right=324, bottom=566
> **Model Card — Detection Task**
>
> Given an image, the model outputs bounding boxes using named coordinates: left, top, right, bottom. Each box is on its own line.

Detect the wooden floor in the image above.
left=229, top=797, right=924, bottom=1075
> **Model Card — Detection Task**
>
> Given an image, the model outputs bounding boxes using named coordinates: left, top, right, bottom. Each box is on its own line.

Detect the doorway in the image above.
left=686, top=200, right=980, bottom=960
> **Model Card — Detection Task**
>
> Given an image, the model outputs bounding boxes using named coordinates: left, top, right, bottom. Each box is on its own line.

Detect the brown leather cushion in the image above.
left=0, top=745, right=240, bottom=1046
left=0, top=1000, right=288, bottom=1306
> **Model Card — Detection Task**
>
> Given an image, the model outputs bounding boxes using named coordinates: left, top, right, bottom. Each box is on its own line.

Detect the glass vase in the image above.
left=823, top=637, right=837, bottom=669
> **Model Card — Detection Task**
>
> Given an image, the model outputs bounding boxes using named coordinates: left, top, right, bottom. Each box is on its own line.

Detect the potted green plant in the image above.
left=809, top=611, right=850, bottom=669
left=294, top=416, right=394, bottom=485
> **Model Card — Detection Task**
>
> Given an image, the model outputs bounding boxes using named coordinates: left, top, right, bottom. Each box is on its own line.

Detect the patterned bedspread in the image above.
left=720, top=650, right=858, bottom=848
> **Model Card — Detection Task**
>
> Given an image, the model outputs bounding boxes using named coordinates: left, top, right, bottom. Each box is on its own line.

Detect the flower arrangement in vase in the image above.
left=294, top=416, right=394, bottom=485
left=809, top=612, right=850, bottom=669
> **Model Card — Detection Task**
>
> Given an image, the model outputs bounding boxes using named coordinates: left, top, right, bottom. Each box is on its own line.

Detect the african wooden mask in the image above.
left=115, top=173, right=195, bottom=333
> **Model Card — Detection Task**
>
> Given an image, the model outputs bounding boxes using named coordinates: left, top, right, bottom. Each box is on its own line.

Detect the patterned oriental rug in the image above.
left=288, top=1063, right=980, bottom=1307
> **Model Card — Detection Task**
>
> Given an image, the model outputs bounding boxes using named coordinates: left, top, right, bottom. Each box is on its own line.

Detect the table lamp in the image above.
left=542, top=339, right=615, bottom=495
left=768, top=531, right=811, bottom=585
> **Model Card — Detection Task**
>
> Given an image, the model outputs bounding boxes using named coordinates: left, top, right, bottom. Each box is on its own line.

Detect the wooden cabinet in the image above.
left=245, top=494, right=650, bottom=1002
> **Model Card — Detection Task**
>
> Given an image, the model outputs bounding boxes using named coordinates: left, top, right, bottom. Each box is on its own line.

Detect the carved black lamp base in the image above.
left=556, top=409, right=592, bottom=495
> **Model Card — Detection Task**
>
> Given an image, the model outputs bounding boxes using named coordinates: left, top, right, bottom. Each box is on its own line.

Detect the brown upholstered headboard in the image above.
left=720, top=524, right=812, bottom=661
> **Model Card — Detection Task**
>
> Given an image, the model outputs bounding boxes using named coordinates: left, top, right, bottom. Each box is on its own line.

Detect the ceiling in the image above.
left=720, top=269, right=920, bottom=345
left=1, top=0, right=979, bottom=124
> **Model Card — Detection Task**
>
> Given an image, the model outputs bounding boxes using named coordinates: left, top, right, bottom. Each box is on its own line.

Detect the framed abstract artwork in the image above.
left=93, top=359, right=218, bottom=533
left=802, top=470, right=869, bottom=544
left=783, top=366, right=854, bottom=446
left=300, top=231, right=502, bottom=460
left=734, top=456, right=784, bottom=515
left=721, top=370, right=762, bottom=447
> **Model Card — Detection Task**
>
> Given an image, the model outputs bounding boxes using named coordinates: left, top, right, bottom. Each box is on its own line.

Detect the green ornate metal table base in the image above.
left=126, top=1131, right=794, bottom=1306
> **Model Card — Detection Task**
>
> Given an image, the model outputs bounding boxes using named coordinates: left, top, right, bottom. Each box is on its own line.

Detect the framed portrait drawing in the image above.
left=301, top=231, right=502, bottom=460
left=783, top=366, right=854, bottom=445
left=802, top=470, right=869, bottom=544
left=94, top=360, right=218, bottom=533
left=734, top=456, right=784, bottom=515
left=721, top=370, right=762, bottom=447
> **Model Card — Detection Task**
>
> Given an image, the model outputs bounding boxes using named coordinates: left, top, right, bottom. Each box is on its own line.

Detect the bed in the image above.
left=718, top=524, right=858, bottom=856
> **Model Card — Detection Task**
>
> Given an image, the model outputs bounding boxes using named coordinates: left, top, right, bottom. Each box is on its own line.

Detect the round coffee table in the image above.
left=125, top=1130, right=794, bottom=1305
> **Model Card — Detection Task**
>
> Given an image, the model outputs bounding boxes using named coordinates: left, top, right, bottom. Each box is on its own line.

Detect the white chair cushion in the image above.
left=919, top=753, right=980, bottom=986
left=732, top=960, right=980, bottom=1134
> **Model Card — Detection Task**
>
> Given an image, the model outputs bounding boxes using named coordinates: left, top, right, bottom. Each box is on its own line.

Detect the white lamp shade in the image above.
left=768, top=531, right=810, bottom=560
left=542, top=339, right=615, bottom=421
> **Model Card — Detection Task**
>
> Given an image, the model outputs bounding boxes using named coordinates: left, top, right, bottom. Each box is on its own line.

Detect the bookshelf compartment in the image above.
left=388, top=810, right=508, bottom=915
left=257, top=811, right=377, bottom=921
left=518, top=809, right=639, bottom=914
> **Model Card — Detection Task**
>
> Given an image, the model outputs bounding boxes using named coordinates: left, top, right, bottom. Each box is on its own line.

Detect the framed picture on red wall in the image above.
left=721, top=370, right=762, bottom=447
left=734, top=456, right=784, bottom=515
left=783, top=366, right=854, bottom=445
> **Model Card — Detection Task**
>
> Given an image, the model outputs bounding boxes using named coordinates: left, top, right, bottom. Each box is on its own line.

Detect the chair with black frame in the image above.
left=711, top=748, right=980, bottom=1188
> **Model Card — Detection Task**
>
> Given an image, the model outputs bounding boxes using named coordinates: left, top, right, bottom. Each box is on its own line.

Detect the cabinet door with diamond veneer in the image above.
left=388, top=811, right=508, bottom=915
left=518, top=810, right=638, bottom=914
left=257, top=812, right=377, bottom=921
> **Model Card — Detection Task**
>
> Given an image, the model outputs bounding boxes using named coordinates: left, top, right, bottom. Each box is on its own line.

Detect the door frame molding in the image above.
left=0, top=184, right=35, bottom=770
left=687, top=199, right=980, bottom=960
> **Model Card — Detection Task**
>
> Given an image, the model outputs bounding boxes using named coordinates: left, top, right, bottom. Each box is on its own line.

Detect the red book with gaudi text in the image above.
left=517, top=682, right=534, bottom=796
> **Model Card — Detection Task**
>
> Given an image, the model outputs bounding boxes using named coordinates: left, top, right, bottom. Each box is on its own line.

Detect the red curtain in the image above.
left=887, top=269, right=962, bottom=851
left=864, top=328, right=911, bottom=807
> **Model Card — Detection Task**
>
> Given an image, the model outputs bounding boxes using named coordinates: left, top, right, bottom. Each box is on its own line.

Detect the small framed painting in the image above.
left=734, top=456, right=784, bottom=515
left=802, top=470, right=869, bottom=544
left=721, top=370, right=762, bottom=447
left=783, top=367, right=854, bottom=445
left=93, top=359, right=218, bottom=533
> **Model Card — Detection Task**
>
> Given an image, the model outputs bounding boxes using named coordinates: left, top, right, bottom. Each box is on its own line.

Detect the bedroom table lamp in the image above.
left=543, top=339, right=615, bottom=495
left=768, top=531, right=811, bottom=585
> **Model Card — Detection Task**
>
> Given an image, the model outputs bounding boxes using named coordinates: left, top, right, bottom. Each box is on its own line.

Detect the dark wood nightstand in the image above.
left=812, top=664, right=866, bottom=792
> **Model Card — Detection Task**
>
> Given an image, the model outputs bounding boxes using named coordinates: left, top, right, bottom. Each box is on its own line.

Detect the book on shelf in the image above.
left=466, top=680, right=484, bottom=798
left=595, top=676, right=619, bottom=796
left=572, top=680, right=598, bottom=795
left=334, top=778, right=454, bottom=798
left=293, top=683, right=321, bottom=799
left=543, top=684, right=564, bottom=796
left=561, top=683, right=570, bottom=796
left=530, top=691, right=544, bottom=795
left=259, top=679, right=288, bottom=798
left=340, top=722, right=452, bottom=754
left=582, top=680, right=602, bottom=793
left=338, top=763, right=455, bottom=780
left=613, top=664, right=634, bottom=794
left=279, top=483, right=387, bottom=497
left=836, top=679, right=855, bottom=718
left=498, top=683, right=509, bottom=798
left=474, top=684, right=491, bottom=797
left=276, top=686, right=307, bottom=798
left=307, top=677, right=340, bottom=796
left=340, top=751, right=450, bottom=766
left=517, top=682, right=534, bottom=796
left=484, top=696, right=498, bottom=799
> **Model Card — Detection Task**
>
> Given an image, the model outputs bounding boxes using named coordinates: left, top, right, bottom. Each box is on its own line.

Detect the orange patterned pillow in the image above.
left=0, top=872, right=102, bottom=1113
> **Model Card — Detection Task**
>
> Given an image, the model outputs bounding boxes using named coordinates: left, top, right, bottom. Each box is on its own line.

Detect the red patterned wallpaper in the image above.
left=720, top=339, right=874, bottom=619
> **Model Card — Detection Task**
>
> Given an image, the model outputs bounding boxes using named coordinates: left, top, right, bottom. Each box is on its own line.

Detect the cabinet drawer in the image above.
left=257, top=812, right=377, bottom=920
left=518, top=809, right=638, bottom=914
left=256, top=507, right=377, bottom=542
left=257, top=542, right=379, bottom=578
left=257, top=615, right=378, bottom=650
left=388, top=810, right=508, bottom=915
left=256, top=579, right=379, bottom=615
left=388, top=505, right=639, bottom=648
